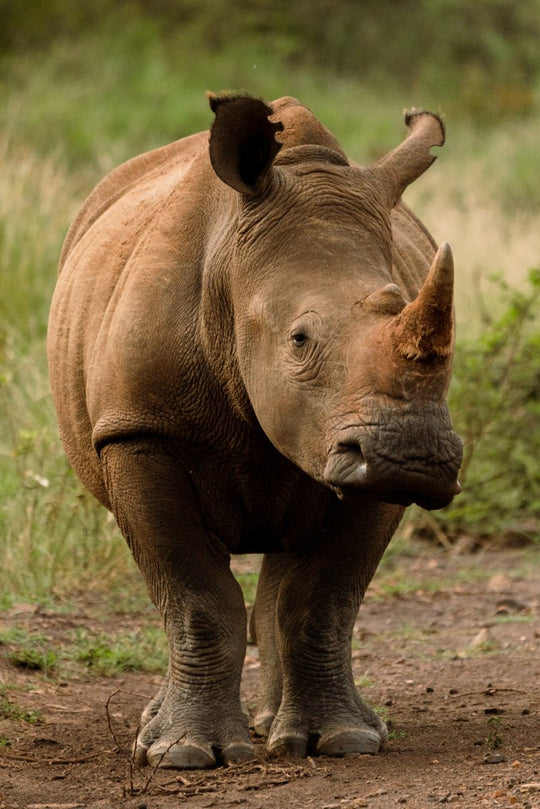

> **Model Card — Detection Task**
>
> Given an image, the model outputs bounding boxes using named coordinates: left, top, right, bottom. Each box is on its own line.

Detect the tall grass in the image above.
left=0, top=25, right=539, bottom=604
left=0, top=138, right=134, bottom=605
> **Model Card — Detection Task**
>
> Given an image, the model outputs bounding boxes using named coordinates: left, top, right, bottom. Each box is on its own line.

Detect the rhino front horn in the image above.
left=392, top=242, right=455, bottom=362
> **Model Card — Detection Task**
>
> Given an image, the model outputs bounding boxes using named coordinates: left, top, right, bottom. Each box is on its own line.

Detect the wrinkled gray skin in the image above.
left=48, top=95, right=463, bottom=769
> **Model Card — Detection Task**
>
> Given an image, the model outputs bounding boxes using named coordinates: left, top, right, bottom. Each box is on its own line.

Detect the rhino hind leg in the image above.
left=259, top=501, right=400, bottom=758
left=249, top=554, right=285, bottom=736
left=100, top=438, right=255, bottom=769
left=139, top=673, right=169, bottom=728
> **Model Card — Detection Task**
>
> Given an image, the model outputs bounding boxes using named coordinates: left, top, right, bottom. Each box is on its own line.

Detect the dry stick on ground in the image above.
left=104, top=689, right=141, bottom=760
left=456, top=687, right=527, bottom=698
left=104, top=688, right=154, bottom=796
left=0, top=751, right=104, bottom=765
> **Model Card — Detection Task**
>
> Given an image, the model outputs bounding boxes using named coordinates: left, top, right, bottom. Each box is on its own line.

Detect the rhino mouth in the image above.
left=332, top=487, right=457, bottom=512
left=324, top=434, right=462, bottom=512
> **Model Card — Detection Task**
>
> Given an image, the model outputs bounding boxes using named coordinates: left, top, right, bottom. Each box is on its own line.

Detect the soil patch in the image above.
left=1, top=546, right=539, bottom=809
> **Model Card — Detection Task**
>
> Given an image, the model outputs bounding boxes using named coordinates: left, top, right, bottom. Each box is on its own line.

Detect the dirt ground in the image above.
left=1, top=545, right=539, bottom=809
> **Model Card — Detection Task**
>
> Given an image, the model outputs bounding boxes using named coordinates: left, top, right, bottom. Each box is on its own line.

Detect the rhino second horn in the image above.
left=370, top=110, right=445, bottom=208
left=392, top=242, right=455, bottom=362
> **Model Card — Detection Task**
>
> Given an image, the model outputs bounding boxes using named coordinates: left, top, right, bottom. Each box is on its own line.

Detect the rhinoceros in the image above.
left=48, top=93, right=463, bottom=769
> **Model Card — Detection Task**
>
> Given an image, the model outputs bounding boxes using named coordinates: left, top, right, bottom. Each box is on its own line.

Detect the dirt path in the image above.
left=1, top=546, right=539, bottom=809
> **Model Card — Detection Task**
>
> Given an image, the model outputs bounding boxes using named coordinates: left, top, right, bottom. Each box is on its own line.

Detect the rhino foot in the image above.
left=316, top=724, right=384, bottom=756
left=135, top=738, right=255, bottom=769
left=139, top=740, right=216, bottom=769
left=135, top=686, right=255, bottom=769
left=268, top=730, right=309, bottom=758
left=267, top=706, right=388, bottom=759
left=222, top=740, right=258, bottom=764
left=268, top=722, right=386, bottom=758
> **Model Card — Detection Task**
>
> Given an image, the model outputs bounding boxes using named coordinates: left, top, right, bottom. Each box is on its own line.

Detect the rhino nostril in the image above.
left=336, top=441, right=365, bottom=463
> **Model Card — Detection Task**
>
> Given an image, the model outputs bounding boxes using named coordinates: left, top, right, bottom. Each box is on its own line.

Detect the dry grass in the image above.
left=407, top=149, right=540, bottom=335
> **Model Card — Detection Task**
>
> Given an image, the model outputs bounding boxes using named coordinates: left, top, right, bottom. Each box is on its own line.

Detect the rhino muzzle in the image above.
left=323, top=423, right=463, bottom=511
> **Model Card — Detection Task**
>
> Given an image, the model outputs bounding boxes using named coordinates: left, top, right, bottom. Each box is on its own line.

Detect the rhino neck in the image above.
left=199, top=197, right=257, bottom=428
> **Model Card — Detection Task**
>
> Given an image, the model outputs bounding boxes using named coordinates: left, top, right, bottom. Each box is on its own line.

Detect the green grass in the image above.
left=0, top=628, right=58, bottom=675
left=0, top=624, right=167, bottom=679
left=354, top=673, right=375, bottom=689
left=0, top=684, right=42, bottom=724
left=234, top=572, right=260, bottom=607
left=71, top=627, right=167, bottom=676
left=0, top=19, right=539, bottom=607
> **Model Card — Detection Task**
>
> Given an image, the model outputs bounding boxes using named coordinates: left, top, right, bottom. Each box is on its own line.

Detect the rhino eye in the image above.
left=291, top=331, right=308, bottom=348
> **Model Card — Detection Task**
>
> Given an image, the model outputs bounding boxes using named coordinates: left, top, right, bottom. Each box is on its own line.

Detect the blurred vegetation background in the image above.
left=0, top=0, right=539, bottom=604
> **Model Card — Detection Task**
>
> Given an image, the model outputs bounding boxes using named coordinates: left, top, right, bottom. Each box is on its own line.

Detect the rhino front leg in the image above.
left=100, top=438, right=254, bottom=769
left=267, top=500, right=403, bottom=758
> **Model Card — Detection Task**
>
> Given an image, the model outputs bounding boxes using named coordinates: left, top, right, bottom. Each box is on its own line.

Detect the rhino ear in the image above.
left=369, top=109, right=445, bottom=208
left=208, top=92, right=284, bottom=196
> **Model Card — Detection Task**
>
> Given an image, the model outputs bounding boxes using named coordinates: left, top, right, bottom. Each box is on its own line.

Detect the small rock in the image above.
left=487, top=573, right=513, bottom=592
left=483, top=753, right=506, bottom=764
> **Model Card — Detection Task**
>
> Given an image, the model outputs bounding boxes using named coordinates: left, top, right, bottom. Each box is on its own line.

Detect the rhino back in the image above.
left=48, top=129, right=236, bottom=506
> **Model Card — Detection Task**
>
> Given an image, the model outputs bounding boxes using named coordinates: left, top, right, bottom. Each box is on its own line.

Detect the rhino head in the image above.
left=208, top=94, right=463, bottom=511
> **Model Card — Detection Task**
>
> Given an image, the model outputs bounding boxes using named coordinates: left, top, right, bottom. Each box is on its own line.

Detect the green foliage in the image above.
left=429, top=269, right=540, bottom=542
left=486, top=714, right=504, bottom=750
left=235, top=572, right=259, bottom=607
left=9, top=646, right=58, bottom=673
left=0, top=625, right=167, bottom=679
left=0, top=685, right=42, bottom=724
left=1, top=0, right=539, bottom=119
left=71, top=628, right=167, bottom=676
left=0, top=629, right=58, bottom=673
left=2, top=1, right=539, bottom=177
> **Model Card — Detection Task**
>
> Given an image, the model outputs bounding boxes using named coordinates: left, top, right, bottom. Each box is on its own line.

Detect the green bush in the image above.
left=422, top=269, right=540, bottom=543
left=1, top=0, right=539, bottom=121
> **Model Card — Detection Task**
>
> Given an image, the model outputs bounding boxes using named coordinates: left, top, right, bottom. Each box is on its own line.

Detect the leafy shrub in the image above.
left=420, top=269, right=540, bottom=544
left=1, top=0, right=539, bottom=120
